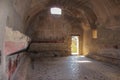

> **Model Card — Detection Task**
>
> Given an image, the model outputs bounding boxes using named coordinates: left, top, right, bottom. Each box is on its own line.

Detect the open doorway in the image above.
left=71, top=36, right=79, bottom=55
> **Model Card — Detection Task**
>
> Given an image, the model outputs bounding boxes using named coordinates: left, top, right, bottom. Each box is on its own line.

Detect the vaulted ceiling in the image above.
left=10, top=0, right=120, bottom=39
left=11, top=0, right=120, bottom=30
left=26, top=0, right=97, bottom=30
left=22, top=0, right=120, bottom=30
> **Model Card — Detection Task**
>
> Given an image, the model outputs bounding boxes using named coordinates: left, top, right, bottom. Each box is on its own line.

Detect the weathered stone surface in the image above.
left=83, top=27, right=120, bottom=65
left=26, top=56, right=120, bottom=80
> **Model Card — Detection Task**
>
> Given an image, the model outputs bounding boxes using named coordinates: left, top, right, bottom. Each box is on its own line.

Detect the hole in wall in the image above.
left=50, top=7, right=62, bottom=15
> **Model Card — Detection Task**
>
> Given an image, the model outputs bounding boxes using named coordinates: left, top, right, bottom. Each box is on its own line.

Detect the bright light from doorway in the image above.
left=50, top=7, right=62, bottom=15
left=71, top=36, right=79, bottom=55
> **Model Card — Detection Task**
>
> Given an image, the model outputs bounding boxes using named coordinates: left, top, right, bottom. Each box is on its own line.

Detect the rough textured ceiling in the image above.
left=26, top=0, right=97, bottom=30
left=24, top=0, right=120, bottom=30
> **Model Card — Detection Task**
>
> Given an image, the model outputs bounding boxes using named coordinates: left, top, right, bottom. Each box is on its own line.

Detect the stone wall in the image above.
left=27, top=25, right=83, bottom=56
left=71, top=26, right=83, bottom=55
left=27, top=10, right=84, bottom=56
left=28, top=36, right=71, bottom=56
left=83, top=26, right=120, bottom=66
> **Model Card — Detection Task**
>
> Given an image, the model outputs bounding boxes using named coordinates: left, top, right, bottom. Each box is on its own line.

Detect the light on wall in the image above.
left=50, top=7, right=62, bottom=15
left=92, top=29, right=98, bottom=39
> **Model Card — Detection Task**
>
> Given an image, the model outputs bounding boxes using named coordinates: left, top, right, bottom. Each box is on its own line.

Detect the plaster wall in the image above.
left=0, top=0, right=30, bottom=80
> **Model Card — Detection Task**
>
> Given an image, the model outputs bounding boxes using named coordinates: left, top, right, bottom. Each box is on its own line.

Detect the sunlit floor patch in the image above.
left=72, top=53, right=79, bottom=55
left=80, top=55, right=85, bottom=57
left=73, top=60, right=92, bottom=63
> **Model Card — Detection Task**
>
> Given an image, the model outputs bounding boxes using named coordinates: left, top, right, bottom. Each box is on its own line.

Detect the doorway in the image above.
left=71, top=36, right=79, bottom=55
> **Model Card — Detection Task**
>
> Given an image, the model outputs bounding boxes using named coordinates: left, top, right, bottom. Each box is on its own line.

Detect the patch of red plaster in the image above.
left=4, top=41, right=26, bottom=55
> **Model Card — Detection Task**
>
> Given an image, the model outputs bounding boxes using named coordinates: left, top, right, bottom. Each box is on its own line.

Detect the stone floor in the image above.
left=26, top=56, right=120, bottom=80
